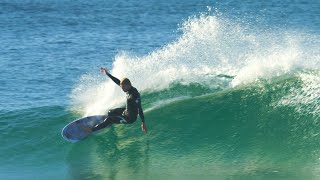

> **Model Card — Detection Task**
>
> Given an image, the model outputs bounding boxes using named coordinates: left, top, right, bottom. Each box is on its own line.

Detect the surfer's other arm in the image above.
left=138, top=97, right=147, bottom=133
left=101, top=67, right=120, bottom=86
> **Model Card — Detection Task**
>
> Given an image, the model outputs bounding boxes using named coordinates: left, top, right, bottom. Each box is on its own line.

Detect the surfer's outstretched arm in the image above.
left=101, top=67, right=120, bottom=86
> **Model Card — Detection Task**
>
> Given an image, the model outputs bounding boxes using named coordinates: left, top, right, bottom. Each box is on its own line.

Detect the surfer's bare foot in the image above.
left=80, top=125, right=92, bottom=133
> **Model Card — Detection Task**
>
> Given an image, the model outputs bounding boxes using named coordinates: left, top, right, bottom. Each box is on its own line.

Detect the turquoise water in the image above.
left=1, top=0, right=320, bottom=179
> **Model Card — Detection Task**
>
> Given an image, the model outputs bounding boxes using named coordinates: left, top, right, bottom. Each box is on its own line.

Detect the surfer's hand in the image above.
left=141, top=122, right=147, bottom=134
left=101, top=67, right=107, bottom=74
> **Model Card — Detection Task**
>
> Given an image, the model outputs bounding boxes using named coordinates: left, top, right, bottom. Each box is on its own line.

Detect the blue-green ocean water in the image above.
left=1, top=0, right=320, bottom=179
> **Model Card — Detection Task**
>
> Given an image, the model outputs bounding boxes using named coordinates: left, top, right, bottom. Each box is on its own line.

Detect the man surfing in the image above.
left=82, top=67, right=147, bottom=133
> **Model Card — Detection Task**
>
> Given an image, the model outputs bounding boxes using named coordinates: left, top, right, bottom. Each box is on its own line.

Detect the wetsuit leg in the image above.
left=92, top=108, right=128, bottom=132
left=109, top=108, right=137, bottom=124
left=107, top=108, right=126, bottom=116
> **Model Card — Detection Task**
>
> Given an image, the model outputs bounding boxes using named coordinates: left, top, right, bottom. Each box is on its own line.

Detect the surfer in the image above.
left=82, top=68, right=147, bottom=133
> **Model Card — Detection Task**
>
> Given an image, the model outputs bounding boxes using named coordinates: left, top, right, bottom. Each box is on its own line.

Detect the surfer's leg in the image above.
left=92, top=118, right=112, bottom=131
left=107, top=116, right=129, bottom=124
left=92, top=116, right=128, bottom=131
left=108, top=108, right=125, bottom=116
left=107, top=108, right=132, bottom=124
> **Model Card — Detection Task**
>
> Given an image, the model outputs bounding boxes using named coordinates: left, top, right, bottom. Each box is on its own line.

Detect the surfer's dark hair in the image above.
left=120, top=78, right=131, bottom=86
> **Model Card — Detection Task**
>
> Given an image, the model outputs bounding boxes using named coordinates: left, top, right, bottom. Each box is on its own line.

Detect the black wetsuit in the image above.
left=92, top=72, right=145, bottom=131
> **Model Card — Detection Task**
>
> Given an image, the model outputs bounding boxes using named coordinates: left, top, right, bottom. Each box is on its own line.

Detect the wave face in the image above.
left=2, top=72, right=320, bottom=179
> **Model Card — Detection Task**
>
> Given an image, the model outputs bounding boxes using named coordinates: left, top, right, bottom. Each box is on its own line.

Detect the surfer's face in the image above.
left=121, top=84, right=131, bottom=92
left=120, top=78, right=131, bottom=92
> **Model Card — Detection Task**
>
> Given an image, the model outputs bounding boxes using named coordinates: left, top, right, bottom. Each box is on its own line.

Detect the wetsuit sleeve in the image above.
left=106, top=72, right=120, bottom=86
left=137, top=96, right=145, bottom=122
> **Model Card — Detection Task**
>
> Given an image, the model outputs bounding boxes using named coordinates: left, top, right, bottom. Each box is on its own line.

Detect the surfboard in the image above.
left=61, top=115, right=109, bottom=143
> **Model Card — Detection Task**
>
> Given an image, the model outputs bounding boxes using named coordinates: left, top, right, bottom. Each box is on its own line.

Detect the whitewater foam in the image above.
left=70, top=12, right=320, bottom=116
left=144, top=96, right=191, bottom=112
left=276, top=71, right=320, bottom=118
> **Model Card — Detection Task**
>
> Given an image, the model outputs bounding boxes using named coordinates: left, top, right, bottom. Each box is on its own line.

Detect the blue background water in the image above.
left=1, top=0, right=320, bottom=179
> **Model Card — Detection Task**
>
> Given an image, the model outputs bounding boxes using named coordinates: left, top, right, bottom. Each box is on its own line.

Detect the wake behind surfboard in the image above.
left=61, top=115, right=109, bottom=143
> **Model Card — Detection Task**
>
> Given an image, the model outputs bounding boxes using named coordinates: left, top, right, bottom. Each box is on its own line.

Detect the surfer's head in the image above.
left=120, top=78, right=132, bottom=92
